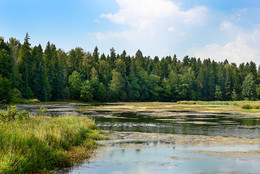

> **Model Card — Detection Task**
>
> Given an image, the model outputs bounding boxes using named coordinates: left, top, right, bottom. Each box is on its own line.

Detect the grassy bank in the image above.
left=176, top=100, right=260, bottom=105
left=0, top=106, right=107, bottom=173
left=176, top=100, right=260, bottom=110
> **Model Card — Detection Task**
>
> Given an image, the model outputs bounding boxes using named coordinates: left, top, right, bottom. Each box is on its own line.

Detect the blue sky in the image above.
left=0, top=0, right=260, bottom=65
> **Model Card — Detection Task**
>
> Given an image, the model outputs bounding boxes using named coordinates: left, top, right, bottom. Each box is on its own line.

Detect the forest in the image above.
left=0, top=33, right=259, bottom=103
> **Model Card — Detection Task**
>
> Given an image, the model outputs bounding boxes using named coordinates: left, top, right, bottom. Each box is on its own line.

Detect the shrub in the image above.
left=4, top=106, right=19, bottom=121
left=0, top=106, right=30, bottom=122
left=241, top=104, right=251, bottom=109
left=15, top=110, right=30, bottom=122
left=37, top=106, right=47, bottom=116
left=176, top=101, right=196, bottom=104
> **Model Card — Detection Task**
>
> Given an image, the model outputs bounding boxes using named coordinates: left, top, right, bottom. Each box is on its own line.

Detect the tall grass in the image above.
left=176, top=100, right=260, bottom=110
left=176, top=100, right=260, bottom=106
left=0, top=107, right=107, bottom=173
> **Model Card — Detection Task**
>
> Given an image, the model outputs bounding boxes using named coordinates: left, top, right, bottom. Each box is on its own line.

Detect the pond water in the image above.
left=18, top=104, right=260, bottom=139
left=17, top=104, right=260, bottom=173
left=90, top=111, right=260, bottom=139
left=62, top=141, right=260, bottom=174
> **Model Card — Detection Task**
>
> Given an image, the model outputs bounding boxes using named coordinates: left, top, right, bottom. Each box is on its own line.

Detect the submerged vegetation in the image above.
left=0, top=106, right=106, bottom=173
left=1, top=34, right=260, bottom=104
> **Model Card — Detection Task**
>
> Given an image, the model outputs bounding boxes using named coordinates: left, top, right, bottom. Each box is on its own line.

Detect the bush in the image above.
left=241, top=104, right=251, bottom=109
left=176, top=101, right=196, bottom=104
left=12, top=88, right=22, bottom=101
left=240, top=103, right=260, bottom=109
left=0, top=77, right=12, bottom=104
left=15, top=110, right=30, bottom=122
left=0, top=106, right=30, bottom=122
left=37, top=106, right=47, bottom=116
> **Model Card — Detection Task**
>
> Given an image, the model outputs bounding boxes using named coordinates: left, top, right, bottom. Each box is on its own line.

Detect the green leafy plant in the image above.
left=37, top=106, right=47, bottom=116
left=0, top=106, right=30, bottom=122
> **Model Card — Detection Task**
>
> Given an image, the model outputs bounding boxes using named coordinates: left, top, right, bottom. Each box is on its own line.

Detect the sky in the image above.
left=0, top=0, right=260, bottom=65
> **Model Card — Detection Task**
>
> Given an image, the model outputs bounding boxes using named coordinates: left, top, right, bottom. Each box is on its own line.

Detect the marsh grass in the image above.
left=239, top=103, right=260, bottom=109
left=0, top=108, right=107, bottom=173
left=177, top=101, right=260, bottom=108
left=177, top=100, right=260, bottom=105
left=80, top=101, right=260, bottom=114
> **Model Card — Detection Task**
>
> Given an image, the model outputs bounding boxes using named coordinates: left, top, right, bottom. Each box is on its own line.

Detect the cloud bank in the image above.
left=190, top=22, right=260, bottom=65
left=91, top=0, right=260, bottom=65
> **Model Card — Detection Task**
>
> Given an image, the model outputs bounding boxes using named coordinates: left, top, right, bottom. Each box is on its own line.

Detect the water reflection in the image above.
left=62, top=141, right=260, bottom=174
left=87, top=110, right=260, bottom=138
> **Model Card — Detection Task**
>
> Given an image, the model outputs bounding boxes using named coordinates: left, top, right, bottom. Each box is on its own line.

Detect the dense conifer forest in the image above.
left=0, top=34, right=259, bottom=103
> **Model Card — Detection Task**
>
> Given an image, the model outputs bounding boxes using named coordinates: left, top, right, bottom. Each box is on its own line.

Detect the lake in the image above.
left=18, top=103, right=260, bottom=173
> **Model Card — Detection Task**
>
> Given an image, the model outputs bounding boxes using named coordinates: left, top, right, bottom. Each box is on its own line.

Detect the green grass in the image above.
left=10, top=98, right=41, bottom=104
left=239, top=103, right=260, bottom=109
left=0, top=107, right=107, bottom=173
left=175, top=100, right=260, bottom=111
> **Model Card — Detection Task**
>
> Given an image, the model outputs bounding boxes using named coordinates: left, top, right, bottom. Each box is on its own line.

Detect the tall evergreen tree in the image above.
left=31, top=45, right=49, bottom=101
left=18, top=33, right=33, bottom=98
left=242, top=73, right=256, bottom=100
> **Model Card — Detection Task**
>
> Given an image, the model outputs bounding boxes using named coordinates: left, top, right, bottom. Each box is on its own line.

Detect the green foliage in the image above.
left=241, top=104, right=251, bottom=109
left=239, top=103, right=260, bottom=109
left=231, top=89, right=239, bottom=101
left=96, top=83, right=107, bottom=102
left=18, top=33, right=34, bottom=99
left=0, top=114, right=106, bottom=173
left=215, top=85, right=223, bottom=100
left=176, top=101, right=196, bottom=104
left=0, top=76, right=12, bottom=103
left=109, top=70, right=126, bottom=101
left=1, top=34, right=260, bottom=103
left=37, top=106, right=47, bottom=116
left=69, top=71, right=82, bottom=99
left=0, top=106, right=29, bottom=122
left=12, top=88, right=22, bottom=101
left=242, top=74, right=256, bottom=100
left=80, top=80, right=93, bottom=102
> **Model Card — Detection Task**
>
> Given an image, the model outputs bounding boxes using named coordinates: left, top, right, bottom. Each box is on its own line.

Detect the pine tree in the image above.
left=242, top=73, right=256, bottom=100
left=0, top=76, right=12, bottom=103
left=68, top=71, right=82, bottom=99
left=96, top=82, right=107, bottom=101
left=18, top=33, right=33, bottom=98
left=80, top=80, right=93, bottom=102
left=109, top=70, right=126, bottom=101
left=31, top=45, right=48, bottom=101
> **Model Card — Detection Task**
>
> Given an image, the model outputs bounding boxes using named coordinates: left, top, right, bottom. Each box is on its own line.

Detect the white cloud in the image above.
left=93, top=0, right=209, bottom=57
left=93, top=19, right=100, bottom=23
left=220, top=21, right=235, bottom=31
left=190, top=29, right=260, bottom=65
left=100, top=0, right=208, bottom=35
left=93, top=30, right=135, bottom=42
left=90, top=0, right=260, bottom=65
left=168, top=27, right=176, bottom=32
left=220, top=21, right=242, bottom=34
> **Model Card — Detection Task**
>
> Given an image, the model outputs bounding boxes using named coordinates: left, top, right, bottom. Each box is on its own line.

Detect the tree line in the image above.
left=0, top=34, right=259, bottom=103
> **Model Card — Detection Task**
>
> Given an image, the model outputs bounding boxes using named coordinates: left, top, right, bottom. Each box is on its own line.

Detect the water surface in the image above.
left=63, top=141, right=260, bottom=174
left=17, top=104, right=260, bottom=173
